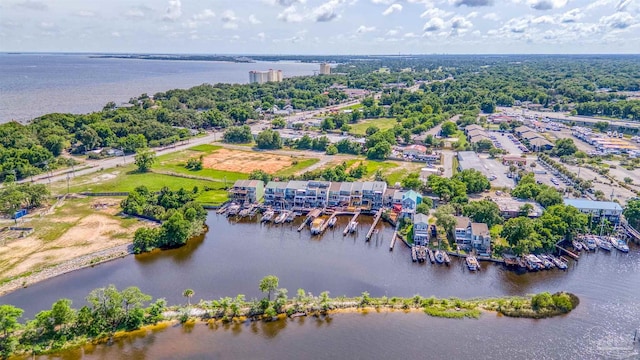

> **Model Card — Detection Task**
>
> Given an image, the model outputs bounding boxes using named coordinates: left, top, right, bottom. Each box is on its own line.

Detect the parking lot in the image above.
left=477, top=154, right=517, bottom=189
left=487, top=131, right=527, bottom=155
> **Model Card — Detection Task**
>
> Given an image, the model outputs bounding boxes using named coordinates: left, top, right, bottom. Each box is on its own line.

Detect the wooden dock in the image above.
left=343, top=211, right=360, bottom=236
left=556, top=245, right=579, bottom=260
left=389, top=227, right=398, bottom=251
left=318, top=213, right=337, bottom=234
left=364, top=208, right=383, bottom=242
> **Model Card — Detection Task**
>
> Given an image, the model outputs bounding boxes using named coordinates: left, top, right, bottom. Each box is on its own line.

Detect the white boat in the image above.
left=261, top=210, right=274, bottom=222
left=610, top=237, right=629, bottom=253
left=274, top=212, right=288, bottom=224
left=434, top=250, right=444, bottom=264
left=585, top=237, right=597, bottom=251
left=348, top=221, right=358, bottom=233
left=572, top=240, right=583, bottom=251
left=598, top=237, right=612, bottom=251
left=466, top=256, right=479, bottom=271
left=328, top=217, right=337, bottom=228
left=548, top=255, right=567, bottom=270
left=310, top=218, right=324, bottom=235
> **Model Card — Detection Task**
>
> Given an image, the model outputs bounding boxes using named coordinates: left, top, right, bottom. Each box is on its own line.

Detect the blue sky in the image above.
left=0, top=0, right=638, bottom=54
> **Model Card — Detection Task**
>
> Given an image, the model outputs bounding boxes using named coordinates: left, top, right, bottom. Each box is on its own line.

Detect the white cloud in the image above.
left=74, top=10, right=95, bottom=17
left=423, top=17, right=445, bottom=32
left=221, top=10, right=237, bottom=22
left=257, top=32, right=266, bottom=40
left=268, top=0, right=307, bottom=5
left=356, top=25, right=376, bottom=33
left=450, top=16, right=473, bottom=29
left=223, top=22, right=239, bottom=29
left=527, top=0, right=568, bottom=10
left=124, top=9, right=145, bottom=18
left=249, top=15, right=262, bottom=24
left=616, top=0, right=633, bottom=11
left=599, top=11, right=636, bottom=29
left=483, top=12, right=500, bottom=20
left=382, top=4, right=402, bottom=15
left=312, top=0, right=346, bottom=22
left=559, top=9, right=582, bottom=23
left=15, top=0, right=47, bottom=11
left=39, top=22, right=55, bottom=29
left=193, top=9, right=215, bottom=21
left=111, top=31, right=121, bottom=37
left=163, top=0, right=182, bottom=21
left=385, top=28, right=400, bottom=36
left=278, top=5, right=304, bottom=22
left=451, top=0, right=493, bottom=7
left=371, top=0, right=394, bottom=4
left=420, top=8, right=453, bottom=19
left=532, top=15, right=555, bottom=24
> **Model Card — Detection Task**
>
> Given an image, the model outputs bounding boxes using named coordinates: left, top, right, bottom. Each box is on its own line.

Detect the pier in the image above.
left=389, top=225, right=398, bottom=251
left=364, top=208, right=384, bottom=242
left=556, top=245, right=580, bottom=260
left=343, top=211, right=360, bottom=236
left=317, top=213, right=337, bottom=234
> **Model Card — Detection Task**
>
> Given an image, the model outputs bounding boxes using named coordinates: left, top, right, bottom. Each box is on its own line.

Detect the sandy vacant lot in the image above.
left=202, top=148, right=294, bottom=174
left=0, top=197, right=146, bottom=281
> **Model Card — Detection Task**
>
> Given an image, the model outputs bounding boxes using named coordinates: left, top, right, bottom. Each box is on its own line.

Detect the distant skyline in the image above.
left=0, top=0, right=638, bottom=54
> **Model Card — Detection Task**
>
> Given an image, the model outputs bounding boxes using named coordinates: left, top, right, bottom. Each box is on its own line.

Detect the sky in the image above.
left=0, top=0, right=638, bottom=54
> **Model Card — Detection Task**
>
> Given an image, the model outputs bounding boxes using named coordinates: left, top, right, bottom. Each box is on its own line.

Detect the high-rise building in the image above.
left=319, top=63, right=331, bottom=75
left=249, top=69, right=283, bottom=84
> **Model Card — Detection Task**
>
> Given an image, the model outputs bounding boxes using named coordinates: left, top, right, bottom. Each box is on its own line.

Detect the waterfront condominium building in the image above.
left=319, top=63, right=331, bottom=75
left=249, top=69, right=283, bottom=84
left=264, top=180, right=387, bottom=210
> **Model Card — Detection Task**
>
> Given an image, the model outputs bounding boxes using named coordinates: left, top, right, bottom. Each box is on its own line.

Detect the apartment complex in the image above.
left=263, top=180, right=387, bottom=209
left=563, top=198, right=624, bottom=224
left=228, top=180, right=265, bottom=204
left=249, top=69, right=283, bottom=84
left=319, top=63, right=331, bottom=75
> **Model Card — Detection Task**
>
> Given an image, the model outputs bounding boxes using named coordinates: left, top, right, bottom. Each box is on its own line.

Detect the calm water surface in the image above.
left=2, top=213, right=640, bottom=359
left=0, top=54, right=318, bottom=122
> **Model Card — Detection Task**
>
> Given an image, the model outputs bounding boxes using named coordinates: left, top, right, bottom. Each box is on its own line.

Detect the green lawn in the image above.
left=274, top=158, right=320, bottom=177
left=157, top=163, right=248, bottom=183
left=349, top=118, right=399, bottom=136
left=386, top=169, right=409, bottom=186
left=189, top=144, right=222, bottom=153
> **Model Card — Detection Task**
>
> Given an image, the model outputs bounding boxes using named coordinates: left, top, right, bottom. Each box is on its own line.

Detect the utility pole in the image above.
left=121, top=148, right=126, bottom=164
left=67, top=173, right=70, bottom=194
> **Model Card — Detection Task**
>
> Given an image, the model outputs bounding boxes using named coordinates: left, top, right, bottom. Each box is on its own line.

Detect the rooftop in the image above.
left=563, top=198, right=623, bottom=211
left=414, top=213, right=429, bottom=224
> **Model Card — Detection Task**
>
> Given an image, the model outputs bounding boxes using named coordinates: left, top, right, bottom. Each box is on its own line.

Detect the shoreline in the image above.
left=0, top=244, right=132, bottom=297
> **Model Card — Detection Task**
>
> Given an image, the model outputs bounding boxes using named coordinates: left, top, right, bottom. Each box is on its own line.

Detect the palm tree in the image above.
left=183, top=289, right=194, bottom=306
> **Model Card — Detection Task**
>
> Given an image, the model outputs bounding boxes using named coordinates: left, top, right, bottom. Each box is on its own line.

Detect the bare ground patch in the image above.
left=201, top=148, right=294, bottom=174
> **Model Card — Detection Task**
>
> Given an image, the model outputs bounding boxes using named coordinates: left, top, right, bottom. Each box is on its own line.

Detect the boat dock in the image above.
left=556, top=245, right=579, bottom=260
left=317, top=213, right=337, bottom=234
left=343, top=211, right=360, bottom=236
left=364, top=208, right=383, bottom=242
left=297, top=208, right=323, bottom=232
left=389, top=225, right=398, bottom=251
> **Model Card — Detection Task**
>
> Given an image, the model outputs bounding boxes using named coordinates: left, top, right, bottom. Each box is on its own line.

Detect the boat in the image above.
left=310, top=218, right=324, bottom=235
left=598, top=237, right=612, bottom=251
left=411, top=246, right=417, bottom=262
left=548, top=254, right=567, bottom=270
left=434, top=250, right=445, bottom=264
left=610, top=237, right=629, bottom=253
left=526, top=254, right=545, bottom=270
left=524, top=257, right=539, bottom=271
left=261, top=210, right=274, bottom=222
left=584, top=237, right=597, bottom=251
left=539, top=254, right=555, bottom=269
left=238, top=208, right=251, bottom=217
left=516, top=257, right=527, bottom=270
left=347, top=221, right=358, bottom=233
left=466, top=256, right=479, bottom=271
left=226, top=204, right=240, bottom=217
left=327, top=217, right=337, bottom=228
left=572, top=240, right=583, bottom=251
left=442, top=251, right=451, bottom=265
left=274, top=212, right=288, bottom=224
left=417, top=246, right=427, bottom=263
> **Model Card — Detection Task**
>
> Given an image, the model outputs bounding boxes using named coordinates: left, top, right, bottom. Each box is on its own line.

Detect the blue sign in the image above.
left=13, top=209, right=27, bottom=219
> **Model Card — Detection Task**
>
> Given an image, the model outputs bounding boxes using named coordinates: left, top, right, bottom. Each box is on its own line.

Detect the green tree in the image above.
left=51, top=298, right=75, bottom=333
left=271, top=117, right=286, bottom=129
left=434, top=204, right=457, bottom=240
left=501, top=217, right=541, bottom=255
left=462, top=200, right=503, bottom=228
left=624, top=199, right=640, bottom=229
left=366, top=141, right=391, bottom=160
left=401, top=172, right=423, bottom=191
left=416, top=202, right=431, bottom=215
left=256, top=129, right=282, bottom=149
left=535, top=187, right=563, bottom=208
left=552, top=138, right=578, bottom=157
left=183, top=289, right=194, bottom=306
left=0, top=305, right=23, bottom=359
left=325, top=144, right=338, bottom=155
left=134, top=148, right=156, bottom=173
left=453, top=169, right=490, bottom=193
left=259, top=275, right=279, bottom=301
left=594, top=121, right=609, bottom=132
left=223, top=125, right=253, bottom=143
left=440, top=121, right=457, bottom=137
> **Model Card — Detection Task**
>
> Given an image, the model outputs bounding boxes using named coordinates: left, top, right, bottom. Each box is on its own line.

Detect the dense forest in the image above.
left=2, top=55, right=639, bottom=182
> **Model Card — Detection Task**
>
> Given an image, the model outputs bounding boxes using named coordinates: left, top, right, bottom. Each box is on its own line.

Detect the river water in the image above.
left=2, top=213, right=640, bottom=359
left=0, top=54, right=318, bottom=123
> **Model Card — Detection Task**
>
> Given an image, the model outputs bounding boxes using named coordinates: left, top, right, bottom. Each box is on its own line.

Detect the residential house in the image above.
left=514, top=126, right=535, bottom=136
left=528, top=138, right=554, bottom=151
left=454, top=216, right=472, bottom=246
left=464, top=124, right=484, bottom=134
left=401, top=190, right=423, bottom=218
left=471, top=223, right=491, bottom=252
left=454, top=216, right=491, bottom=251
left=413, top=213, right=430, bottom=246
left=492, top=197, right=544, bottom=218
left=502, top=155, right=527, bottom=166
left=229, top=180, right=265, bottom=204
left=264, top=181, right=288, bottom=208
left=402, top=144, right=428, bottom=157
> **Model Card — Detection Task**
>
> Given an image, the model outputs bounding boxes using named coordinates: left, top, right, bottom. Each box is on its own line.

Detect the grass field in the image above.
left=274, top=158, right=320, bottom=177
left=386, top=169, right=409, bottom=185
left=349, top=118, right=399, bottom=136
